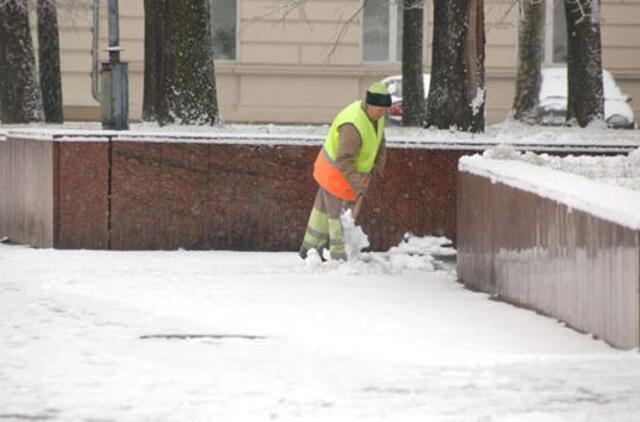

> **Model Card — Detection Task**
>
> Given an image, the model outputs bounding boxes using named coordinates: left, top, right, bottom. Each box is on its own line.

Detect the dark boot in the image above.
left=299, top=246, right=327, bottom=262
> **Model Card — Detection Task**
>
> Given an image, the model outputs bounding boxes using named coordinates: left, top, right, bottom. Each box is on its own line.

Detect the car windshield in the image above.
left=383, top=78, right=402, bottom=97
left=383, top=75, right=431, bottom=99
left=540, top=67, right=627, bottom=100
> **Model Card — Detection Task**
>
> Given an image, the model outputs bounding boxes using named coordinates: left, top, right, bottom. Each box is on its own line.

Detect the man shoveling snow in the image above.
left=299, top=82, right=390, bottom=261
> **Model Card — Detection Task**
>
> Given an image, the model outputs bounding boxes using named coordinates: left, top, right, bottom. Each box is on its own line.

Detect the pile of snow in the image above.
left=484, top=144, right=640, bottom=192
left=304, top=212, right=455, bottom=276
left=340, top=209, right=370, bottom=260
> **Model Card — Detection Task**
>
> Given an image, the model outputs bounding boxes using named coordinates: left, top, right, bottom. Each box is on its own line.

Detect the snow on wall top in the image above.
left=483, top=144, right=640, bottom=193
left=1, top=121, right=640, bottom=152
left=459, top=154, right=640, bottom=231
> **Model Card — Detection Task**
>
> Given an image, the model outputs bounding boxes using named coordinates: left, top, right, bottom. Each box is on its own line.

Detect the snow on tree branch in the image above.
left=401, top=0, right=424, bottom=11
left=566, top=0, right=600, bottom=25
left=0, top=0, right=28, bottom=8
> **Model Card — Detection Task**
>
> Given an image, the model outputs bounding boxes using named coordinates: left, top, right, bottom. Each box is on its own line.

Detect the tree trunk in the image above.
left=401, top=0, right=425, bottom=127
left=512, top=0, right=543, bottom=124
left=564, top=0, right=603, bottom=127
left=0, top=0, right=43, bottom=123
left=144, top=0, right=219, bottom=125
left=425, top=0, right=485, bottom=132
left=37, top=0, right=64, bottom=123
left=142, top=0, right=163, bottom=122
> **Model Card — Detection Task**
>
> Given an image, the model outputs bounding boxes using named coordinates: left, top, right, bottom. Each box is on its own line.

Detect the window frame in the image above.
left=210, top=0, right=240, bottom=62
left=362, top=0, right=403, bottom=64
left=544, top=0, right=567, bottom=65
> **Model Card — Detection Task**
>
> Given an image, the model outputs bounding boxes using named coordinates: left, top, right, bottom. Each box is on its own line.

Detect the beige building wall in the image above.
left=46, top=0, right=640, bottom=125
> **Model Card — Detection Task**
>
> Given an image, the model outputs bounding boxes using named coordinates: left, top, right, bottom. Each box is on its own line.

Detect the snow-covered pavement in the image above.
left=1, top=239, right=640, bottom=421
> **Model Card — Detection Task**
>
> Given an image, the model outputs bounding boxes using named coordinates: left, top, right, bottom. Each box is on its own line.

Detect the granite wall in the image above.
left=457, top=170, right=640, bottom=349
left=55, top=141, right=110, bottom=249
left=106, top=139, right=471, bottom=251
left=3, top=132, right=629, bottom=251
left=0, top=137, right=54, bottom=248
left=0, top=134, right=473, bottom=250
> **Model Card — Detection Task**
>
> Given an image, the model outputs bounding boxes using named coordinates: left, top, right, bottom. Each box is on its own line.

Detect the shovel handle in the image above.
left=352, top=195, right=364, bottom=220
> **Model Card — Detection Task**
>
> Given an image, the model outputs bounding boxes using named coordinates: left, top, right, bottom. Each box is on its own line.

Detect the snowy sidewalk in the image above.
left=1, top=240, right=640, bottom=421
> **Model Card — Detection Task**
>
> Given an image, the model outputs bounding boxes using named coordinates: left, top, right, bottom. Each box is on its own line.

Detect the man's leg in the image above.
left=300, top=188, right=330, bottom=259
left=320, top=189, right=348, bottom=261
left=300, top=187, right=348, bottom=261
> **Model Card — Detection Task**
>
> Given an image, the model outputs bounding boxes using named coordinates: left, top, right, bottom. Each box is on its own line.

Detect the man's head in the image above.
left=364, top=82, right=391, bottom=122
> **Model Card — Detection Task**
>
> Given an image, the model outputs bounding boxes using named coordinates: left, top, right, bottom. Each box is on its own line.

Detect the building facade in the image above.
left=53, top=0, right=640, bottom=125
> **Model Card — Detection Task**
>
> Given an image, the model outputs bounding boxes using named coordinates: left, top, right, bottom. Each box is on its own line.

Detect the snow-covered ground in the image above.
left=2, top=236, right=640, bottom=421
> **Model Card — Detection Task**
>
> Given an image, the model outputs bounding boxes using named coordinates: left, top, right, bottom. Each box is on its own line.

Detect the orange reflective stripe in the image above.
left=313, top=149, right=357, bottom=202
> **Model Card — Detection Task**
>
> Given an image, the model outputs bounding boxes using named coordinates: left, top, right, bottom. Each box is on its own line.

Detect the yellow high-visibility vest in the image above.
left=323, top=100, right=384, bottom=173
left=313, top=101, right=384, bottom=201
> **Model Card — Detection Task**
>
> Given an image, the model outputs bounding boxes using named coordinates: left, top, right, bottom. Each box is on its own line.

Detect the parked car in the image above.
left=539, top=67, right=636, bottom=129
left=380, top=74, right=430, bottom=125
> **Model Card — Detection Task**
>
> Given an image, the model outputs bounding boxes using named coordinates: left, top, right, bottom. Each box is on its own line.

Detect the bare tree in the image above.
left=142, top=0, right=162, bottom=122
left=564, top=0, right=603, bottom=127
left=425, top=0, right=485, bottom=132
left=401, top=0, right=425, bottom=127
left=0, top=0, right=43, bottom=123
left=37, top=0, right=64, bottom=123
left=511, top=0, right=543, bottom=124
left=143, top=0, right=219, bottom=125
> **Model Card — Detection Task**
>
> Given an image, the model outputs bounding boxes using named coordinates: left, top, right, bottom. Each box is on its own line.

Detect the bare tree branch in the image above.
left=323, top=1, right=366, bottom=60
left=250, top=0, right=309, bottom=23
left=242, top=0, right=366, bottom=62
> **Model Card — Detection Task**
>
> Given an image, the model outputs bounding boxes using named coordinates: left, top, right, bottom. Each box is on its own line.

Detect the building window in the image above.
left=363, top=0, right=403, bottom=63
left=211, top=0, right=237, bottom=60
left=543, top=0, right=567, bottom=64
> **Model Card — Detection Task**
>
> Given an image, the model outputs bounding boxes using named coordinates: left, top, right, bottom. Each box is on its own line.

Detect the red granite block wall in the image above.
left=109, top=142, right=317, bottom=251
left=255, top=145, right=317, bottom=250
left=161, top=143, right=210, bottom=250
left=0, top=136, right=481, bottom=251
left=54, top=141, right=109, bottom=249
left=109, top=142, right=164, bottom=249
left=363, top=148, right=432, bottom=249
left=425, top=150, right=473, bottom=241
left=360, top=148, right=474, bottom=249
left=207, top=144, right=260, bottom=250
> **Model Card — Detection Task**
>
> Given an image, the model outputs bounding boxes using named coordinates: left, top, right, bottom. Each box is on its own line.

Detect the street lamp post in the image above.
left=94, top=0, right=129, bottom=130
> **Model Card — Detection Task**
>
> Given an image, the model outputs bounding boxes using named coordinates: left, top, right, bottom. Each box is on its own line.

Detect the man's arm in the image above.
left=335, top=123, right=365, bottom=197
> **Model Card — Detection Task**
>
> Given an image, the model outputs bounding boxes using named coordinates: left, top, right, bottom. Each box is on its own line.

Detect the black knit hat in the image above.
left=365, top=82, right=392, bottom=107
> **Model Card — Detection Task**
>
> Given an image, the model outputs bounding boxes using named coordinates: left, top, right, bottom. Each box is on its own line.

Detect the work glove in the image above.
left=358, top=174, right=371, bottom=195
